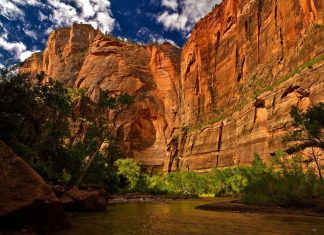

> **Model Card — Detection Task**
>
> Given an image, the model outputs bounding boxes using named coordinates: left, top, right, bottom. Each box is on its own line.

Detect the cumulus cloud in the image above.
left=0, top=0, right=25, bottom=20
left=1, top=0, right=116, bottom=33
left=0, top=0, right=115, bottom=62
left=19, top=50, right=40, bottom=62
left=161, top=0, right=178, bottom=11
left=48, top=0, right=115, bottom=33
left=0, top=0, right=42, bottom=20
left=0, top=25, right=38, bottom=63
left=0, top=36, right=26, bottom=60
left=157, top=0, right=221, bottom=33
left=0, top=31, right=41, bottom=62
left=157, top=12, right=187, bottom=31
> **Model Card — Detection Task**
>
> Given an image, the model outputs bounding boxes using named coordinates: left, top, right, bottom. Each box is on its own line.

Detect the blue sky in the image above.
left=0, top=0, right=221, bottom=66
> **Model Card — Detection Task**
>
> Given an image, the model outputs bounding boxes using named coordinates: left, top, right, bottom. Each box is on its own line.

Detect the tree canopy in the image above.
left=0, top=66, right=134, bottom=187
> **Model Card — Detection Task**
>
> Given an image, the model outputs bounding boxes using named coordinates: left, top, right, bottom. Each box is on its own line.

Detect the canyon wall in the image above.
left=174, top=0, right=324, bottom=171
left=176, top=63, right=323, bottom=171
left=21, top=24, right=181, bottom=172
left=22, top=0, right=324, bottom=172
left=181, top=0, right=323, bottom=124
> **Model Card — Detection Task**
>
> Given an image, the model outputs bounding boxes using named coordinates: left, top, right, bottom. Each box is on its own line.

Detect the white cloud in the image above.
left=76, top=0, right=96, bottom=17
left=157, top=0, right=221, bottom=34
left=0, top=0, right=115, bottom=33
left=19, top=50, right=40, bottom=62
left=24, top=29, right=38, bottom=40
left=0, top=0, right=24, bottom=20
left=0, top=36, right=26, bottom=59
left=157, top=12, right=188, bottom=31
left=0, top=0, right=42, bottom=20
left=161, top=0, right=178, bottom=11
left=0, top=0, right=116, bottom=62
left=0, top=24, right=38, bottom=62
left=48, top=0, right=115, bottom=33
left=11, top=0, right=41, bottom=5
left=38, top=11, right=48, bottom=21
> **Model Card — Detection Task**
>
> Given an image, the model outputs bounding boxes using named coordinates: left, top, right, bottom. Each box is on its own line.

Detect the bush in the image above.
left=126, top=152, right=324, bottom=208
left=241, top=152, right=324, bottom=207
left=115, top=158, right=141, bottom=190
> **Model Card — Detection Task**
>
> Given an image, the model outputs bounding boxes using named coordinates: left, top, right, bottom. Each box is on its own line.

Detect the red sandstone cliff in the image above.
left=21, top=0, right=324, bottom=172
left=176, top=0, right=324, bottom=171
left=21, top=24, right=181, bottom=172
left=181, top=0, right=323, bottom=124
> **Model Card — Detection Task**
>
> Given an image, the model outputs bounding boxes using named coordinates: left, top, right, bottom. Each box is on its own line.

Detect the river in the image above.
left=49, top=200, right=324, bottom=235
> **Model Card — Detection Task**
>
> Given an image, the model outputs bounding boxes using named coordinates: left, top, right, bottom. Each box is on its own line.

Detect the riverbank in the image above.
left=109, top=192, right=199, bottom=203
left=110, top=194, right=324, bottom=218
left=196, top=200, right=324, bottom=218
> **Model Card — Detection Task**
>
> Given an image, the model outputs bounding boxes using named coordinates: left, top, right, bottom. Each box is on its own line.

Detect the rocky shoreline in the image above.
left=108, top=192, right=198, bottom=204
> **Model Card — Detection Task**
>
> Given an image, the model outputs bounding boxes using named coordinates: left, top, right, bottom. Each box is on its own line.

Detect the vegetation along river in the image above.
left=48, top=200, right=324, bottom=235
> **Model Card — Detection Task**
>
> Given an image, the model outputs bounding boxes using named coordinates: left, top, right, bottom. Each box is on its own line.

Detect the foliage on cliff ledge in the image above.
left=185, top=55, right=324, bottom=133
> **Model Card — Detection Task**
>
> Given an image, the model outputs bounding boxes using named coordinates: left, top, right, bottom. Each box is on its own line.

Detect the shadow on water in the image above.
left=48, top=200, right=324, bottom=235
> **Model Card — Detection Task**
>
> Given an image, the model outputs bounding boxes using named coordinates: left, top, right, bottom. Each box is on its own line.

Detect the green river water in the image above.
left=49, top=200, right=324, bottom=235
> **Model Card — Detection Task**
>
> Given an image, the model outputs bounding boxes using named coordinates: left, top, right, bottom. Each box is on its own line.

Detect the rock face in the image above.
left=177, top=63, right=324, bottom=171
left=181, top=0, right=323, bottom=124
left=22, top=24, right=181, bottom=172
left=0, top=141, right=69, bottom=231
left=22, top=0, right=324, bottom=172
left=175, top=0, right=324, bottom=170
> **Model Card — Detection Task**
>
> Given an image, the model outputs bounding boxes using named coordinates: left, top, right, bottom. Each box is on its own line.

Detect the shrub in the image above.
left=147, top=175, right=169, bottom=194
left=241, top=152, right=324, bottom=207
left=130, top=152, right=324, bottom=208
left=115, top=158, right=141, bottom=189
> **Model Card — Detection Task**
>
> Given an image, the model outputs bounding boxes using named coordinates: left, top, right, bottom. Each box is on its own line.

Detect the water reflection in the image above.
left=48, top=200, right=324, bottom=235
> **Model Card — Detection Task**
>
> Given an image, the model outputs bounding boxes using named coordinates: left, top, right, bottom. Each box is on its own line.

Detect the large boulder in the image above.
left=0, top=141, right=69, bottom=231
left=59, top=187, right=109, bottom=212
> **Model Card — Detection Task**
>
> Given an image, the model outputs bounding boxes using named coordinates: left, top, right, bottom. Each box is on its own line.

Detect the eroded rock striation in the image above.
left=22, top=0, right=324, bottom=172
left=176, top=0, right=324, bottom=170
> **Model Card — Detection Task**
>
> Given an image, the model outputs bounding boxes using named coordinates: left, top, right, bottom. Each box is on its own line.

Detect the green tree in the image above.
left=286, top=103, right=324, bottom=182
left=0, top=67, right=72, bottom=183
left=76, top=91, right=134, bottom=186
left=115, top=158, right=141, bottom=189
left=0, top=66, right=133, bottom=188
